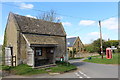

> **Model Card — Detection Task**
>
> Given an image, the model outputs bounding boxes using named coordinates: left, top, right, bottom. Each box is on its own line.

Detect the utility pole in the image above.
left=99, top=20, right=103, bottom=59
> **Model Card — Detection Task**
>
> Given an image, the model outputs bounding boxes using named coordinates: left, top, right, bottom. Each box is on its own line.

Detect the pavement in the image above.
left=2, top=58, right=118, bottom=78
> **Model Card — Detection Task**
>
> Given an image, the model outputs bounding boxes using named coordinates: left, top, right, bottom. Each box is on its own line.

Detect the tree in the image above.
left=85, top=38, right=106, bottom=54
left=104, top=40, right=119, bottom=53
left=36, top=10, right=60, bottom=22
left=92, top=38, right=106, bottom=54
left=73, top=48, right=77, bottom=58
left=69, top=50, right=73, bottom=58
left=85, top=38, right=119, bottom=54
left=85, top=44, right=94, bottom=53
left=105, top=40, right=119, bottom=47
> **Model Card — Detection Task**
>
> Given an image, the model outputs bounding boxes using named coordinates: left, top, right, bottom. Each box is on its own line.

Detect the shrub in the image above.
left=55, top=61, right=70, bottom=66
left=2, top=65, right=13, bottom=71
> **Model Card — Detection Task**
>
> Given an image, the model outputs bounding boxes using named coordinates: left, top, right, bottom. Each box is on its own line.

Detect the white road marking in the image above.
left=79, top=76, right=83, bottom=78
left=75, top=73, right=79, bottom=76
left=75, top=73, right=83, bottom=78
left=75, top=71, right=91, bottom=78
left=78, top=71, right=91, bottom=78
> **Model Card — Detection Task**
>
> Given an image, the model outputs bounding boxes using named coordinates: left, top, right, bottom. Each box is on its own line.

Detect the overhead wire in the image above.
left=1, top=3, right=118, bottom=36
left=2, top=3, right=117, bottom=21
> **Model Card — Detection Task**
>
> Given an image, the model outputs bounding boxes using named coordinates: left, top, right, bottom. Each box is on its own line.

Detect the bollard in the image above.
left=88, top=57, right=92, bottom=60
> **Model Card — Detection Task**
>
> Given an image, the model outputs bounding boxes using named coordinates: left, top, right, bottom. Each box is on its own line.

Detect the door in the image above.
left=5, top=47, right=13, bottom=66
left=34, top=47, right=43, bottom=66
left=46, top=47, right=54, bottom=64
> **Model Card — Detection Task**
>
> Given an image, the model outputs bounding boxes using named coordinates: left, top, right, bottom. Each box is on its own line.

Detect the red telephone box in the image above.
left=106, top=48, right=112, bottom=59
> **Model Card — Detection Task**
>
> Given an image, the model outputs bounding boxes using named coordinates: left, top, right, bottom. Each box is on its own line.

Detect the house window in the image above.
left=36, top=49, right=42, bottom=56
left=50, top=49, right=54, bottom=53
left=78, top=41, right=80, bottom=48
left=67, top=42, right=70, bottom=45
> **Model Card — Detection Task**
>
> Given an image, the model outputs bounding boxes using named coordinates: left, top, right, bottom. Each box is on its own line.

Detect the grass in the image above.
left=10, top=64, right=47, bottom=75
left=69, top=57, right=84, bottom=60
left=0, top=48, right=2, bottom=67
left=87, top=55, right=101, bottom=58
left=2, top=61, right=77, bottom=75
left=0, top=65, right=2, bottom=70
left=84, top=53, right=119, bottom=64
left=48, top=61, right=77, bottom=73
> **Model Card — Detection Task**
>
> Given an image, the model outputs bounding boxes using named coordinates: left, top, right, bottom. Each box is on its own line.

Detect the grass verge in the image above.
left=83, top=53, right=119, bottom=64
left=69, top=57, right=84, bottom=60
left=2, top=61, right=77, bottom=75
left=10, top=64, right=47, bottom=75
left=47, top=61, right=77, bottom=73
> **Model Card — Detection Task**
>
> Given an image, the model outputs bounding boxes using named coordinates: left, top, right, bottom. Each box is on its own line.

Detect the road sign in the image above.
left=111, top=46, right=117, bottom=50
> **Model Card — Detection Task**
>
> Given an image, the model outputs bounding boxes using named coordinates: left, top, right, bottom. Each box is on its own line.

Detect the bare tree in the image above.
left=37, top=10, right=60, bottom=22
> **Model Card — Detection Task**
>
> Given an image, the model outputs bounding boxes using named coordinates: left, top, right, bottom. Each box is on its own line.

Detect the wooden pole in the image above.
left=99, top=21, right=103, bottom=59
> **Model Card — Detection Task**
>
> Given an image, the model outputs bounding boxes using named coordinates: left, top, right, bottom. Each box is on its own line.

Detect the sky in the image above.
left=0, top=2, right=118, bottom=45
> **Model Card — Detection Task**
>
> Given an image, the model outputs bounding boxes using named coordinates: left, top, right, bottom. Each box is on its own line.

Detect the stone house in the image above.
left=4, top=12, right=67, bottom=67
left=67, top=36, right=84, bottom=57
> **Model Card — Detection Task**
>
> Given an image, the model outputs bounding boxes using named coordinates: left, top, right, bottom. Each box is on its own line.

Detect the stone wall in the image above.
left=6, top=14, right=18, bottom=66
left=5, top=13, right=67, bottom=66
left=19, top=33, right=27, bottom=64
left=73, top=37, right=84, bottom=52
left=26, top=45, right=34, bottom=67
left=52, top=36, right=66, bottom=58
left=75, top=52, right=99, bottom=58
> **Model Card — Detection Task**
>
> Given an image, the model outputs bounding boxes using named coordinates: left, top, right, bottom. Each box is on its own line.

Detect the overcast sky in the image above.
left=0, top=1, right=118, bottom=45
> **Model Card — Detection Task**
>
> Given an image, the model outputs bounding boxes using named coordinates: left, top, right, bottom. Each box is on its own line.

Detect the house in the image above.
left=4, top=12, right=67, bottom=67
left=67, top=37, right=84, bottom=57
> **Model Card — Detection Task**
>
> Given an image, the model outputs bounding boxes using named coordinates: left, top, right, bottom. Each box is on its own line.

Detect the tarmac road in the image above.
left=69, top=59, right=118, bottom=78
left=2, top=58, right=118, bottom=78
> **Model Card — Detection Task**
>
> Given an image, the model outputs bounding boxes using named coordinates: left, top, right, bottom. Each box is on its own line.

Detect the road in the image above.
left=3, top=58, right=118, bottom=78
left=69, top=59, right=118, bottom=78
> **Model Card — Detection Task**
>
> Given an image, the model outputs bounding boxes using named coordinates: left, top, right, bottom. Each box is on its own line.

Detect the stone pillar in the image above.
left=53, top=47, right=56, bottom=64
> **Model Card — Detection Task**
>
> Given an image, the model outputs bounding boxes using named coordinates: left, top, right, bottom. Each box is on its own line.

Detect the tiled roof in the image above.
left=67, top=37, right=77, bottom=47
left=23, top=34, right=58, bottom=45
left=11, top=12, right=66, bottom=36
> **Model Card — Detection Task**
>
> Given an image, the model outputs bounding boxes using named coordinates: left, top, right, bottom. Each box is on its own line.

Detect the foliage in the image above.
left=55, top=61, right=70, bottom=65
left=85, top=44, right=95, bottom=53
left=69, top=48, right=77, bottom=58
left=2, top=65, right=13, bottom=71
left=105, top=40, right=119, bottom=47
left=118, top=48, right=120, bottom=53
left=73, top=48, right=76, bottom=54
left=92, top=38, right=106, bottom=54
left=85, top=38, right=119, bottom=54
left=69, top=50, right=73, bottom=58
left=104, top=40, right=119, bottom=53
left=73, top=48, right=77, bottom=58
